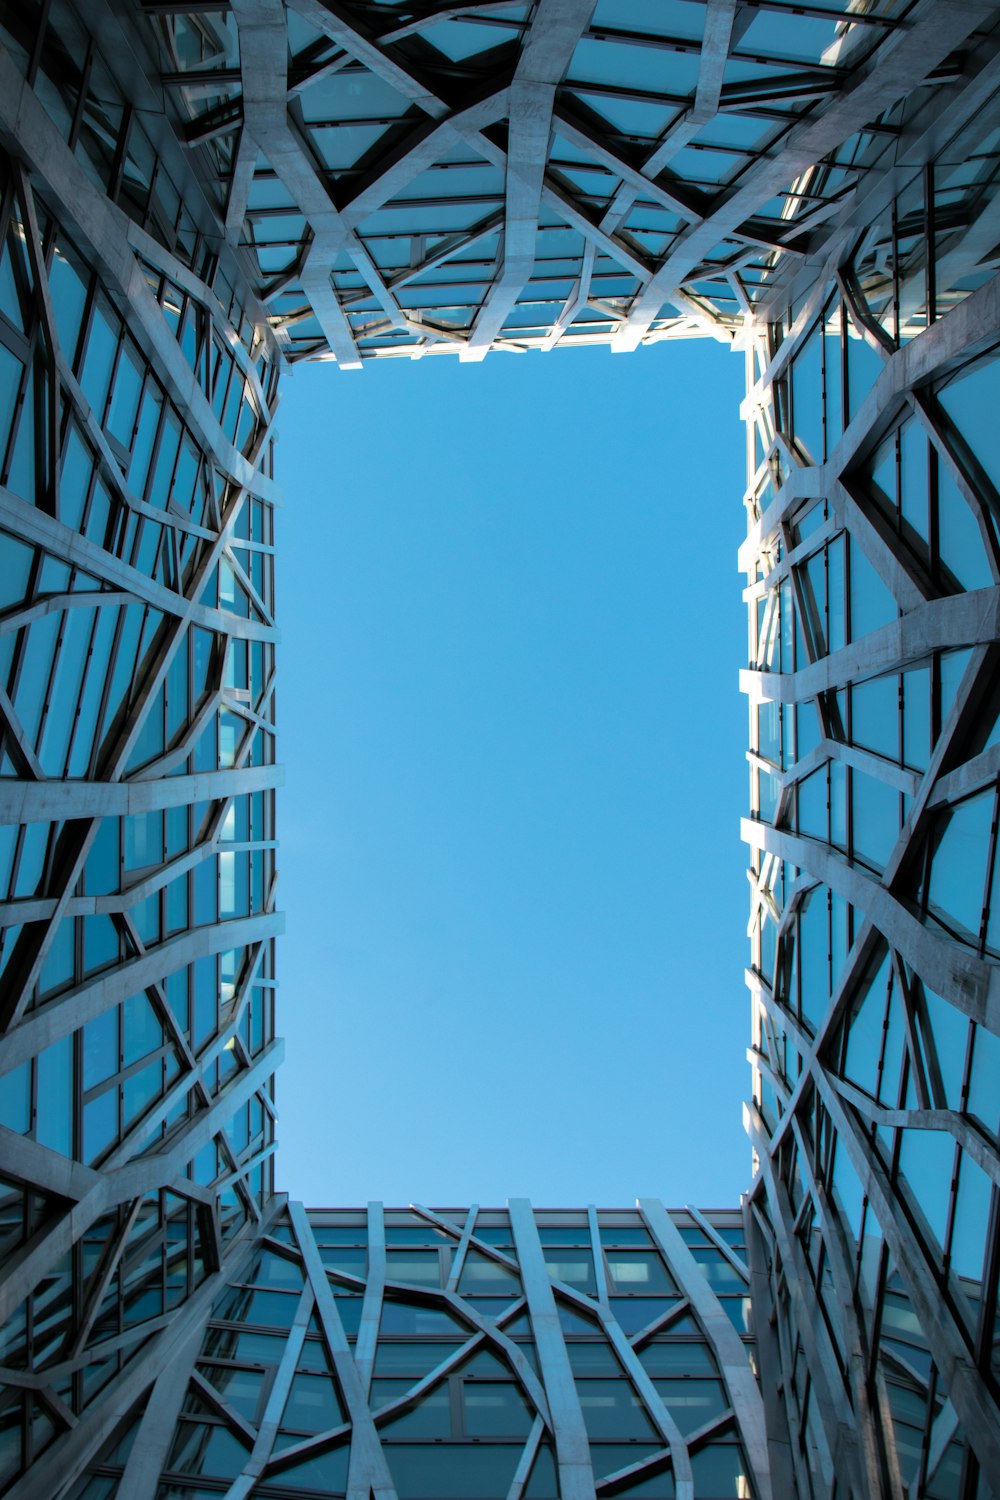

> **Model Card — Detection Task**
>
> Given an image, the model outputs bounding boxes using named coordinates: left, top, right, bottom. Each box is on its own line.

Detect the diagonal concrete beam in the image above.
left=286, top=0, right=449, bottom=119
left=234, top=0, right=364, bottom=367
left=463, top=0, right=596, bottom=359
left=613, top=0, right=999, bottom=351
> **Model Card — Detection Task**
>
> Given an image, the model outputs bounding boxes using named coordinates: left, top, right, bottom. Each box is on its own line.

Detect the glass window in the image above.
left=567, top=1342, right=621, bottom=1375
left=523, top=1442, right=558, bottom=1498
left=35, top=1036, right=72, bottom=1155
left=0, top=1061, right=31, bottom=1134
left=374, top=1343, right=463, bottom=1378
left=79, top=302, right=118, bottom=417
left=319, top=1244, right=367, bottom=1275
left=637, top=1341, right=717, bottom=1377
left=383, top=1443, right=523, bottom=1499
left=205, top=1329, right=285, bottom=1365
left=605, top=1252, right=675, bottom=1294
left=262, top=1446, right=348, bottom=1492
left=653, top=1378, right=728, bottom=1434
left=281, top=1371, right=343, bottom=1434
left=577, top=1380, right=658, bottom=1441
left=937, top=465, right=993, bottom=590
left=851, top=770, right=900, bottom=874
left=690, top=1441, right=750, bottom=1497
left=166, top=1421, right=250, bottom=1480
left=608, top=1299, right=678, bottom=1334
left=380, top=1385, right=452, bottom=1441
left=243, top=1290, right=299, bottom=1329
left=589, top=1445, right=662, bottom=1481
left=334, top=1295, right=362, bottom=1335
left=457, top=1253, right=520, bottom=1294
left=107, top=343, right=144, bottom=447
left=938, top=353, right=1000, bottom=499
left=927, top=791, right=993, bottom=941
left=49, top=240, right=89, bottom=361
left=198, top=1366, right=266, bottom=1424
left=462, top=1382, right=532, bottom=1438
left=544, top=1252, right=596, bottom=1293
left=379, top=1303, right=468, bottom=1337
left=253, top=1251, right=302, bottom=1290
left=386, top=1250, right=443, bottom=1286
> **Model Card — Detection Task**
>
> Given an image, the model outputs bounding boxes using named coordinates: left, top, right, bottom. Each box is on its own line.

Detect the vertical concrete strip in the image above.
left=592, top=1309, right=693, bottom=1500
left=640, top=1198, right=773, bottom=1500
left=221, top=1284, right=315, bottom=1500
left=116, top=1326, right=204, bottom=1500
left=586, top=1206, right=609, bottom=1307
left=355, top=1201, right=386, bottom=1396
left=445, top=1204, right=479, bottom=1291
left=508, top=1198, right=595, bottom=1500
left=462, top=0, right=596, bottom=358
left=289, top=1201, right=398, bottom=1500
left=506, top=1416, right=545, bottom=1500
left=11, top=1208, right=273, bottom=1500
left=744, top=1205, right=801, bottom=1500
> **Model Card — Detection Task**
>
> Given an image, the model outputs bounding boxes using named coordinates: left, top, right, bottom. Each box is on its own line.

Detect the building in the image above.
left=75, top=1201, right=770, bottom=1500
left=0, top=1, right=998, bottom=1497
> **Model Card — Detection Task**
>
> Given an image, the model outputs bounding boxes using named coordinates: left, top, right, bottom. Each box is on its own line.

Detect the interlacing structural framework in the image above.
left=0, top=1, right=998, bottom=1497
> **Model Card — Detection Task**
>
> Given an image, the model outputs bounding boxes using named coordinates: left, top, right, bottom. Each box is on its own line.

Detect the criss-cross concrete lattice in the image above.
left=142, top=0, right=995, bottom=363
left=1, top=1, right=1000, bottom=1497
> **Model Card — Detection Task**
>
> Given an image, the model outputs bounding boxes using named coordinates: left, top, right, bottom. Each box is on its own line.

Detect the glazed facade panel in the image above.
left=741, top=62, right=1000, bottom=1500
left=0, top=1, right=999, bottom=1498
left=72, top=1203, right=767, bottom=1500
left=0, top=6, right=283, bottom=1492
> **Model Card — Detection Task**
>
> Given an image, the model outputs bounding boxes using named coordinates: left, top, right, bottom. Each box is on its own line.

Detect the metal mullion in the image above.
left=188, top=1366, right=259, bottom=1447
left=913, top=384, right=1000, bottom=554
left=906, top=977, right=949, bottom=1115
left=891, top=952, right=931, bottom=1112
left=890, top=196, right=901, bottom=349
left=447, top=1370, right=464, bottom=1440
left=119, top=1218, right=168, bottom=1287
left=145, top=153, right=170, bottom=246
left=925, top=162, right=936, bottom=329
left=23, top=0, right=53, bottom=88
left=134, top=369, right=169, bottom=511
left=0, top=325, right=37, bottom=491
left=0, top=314, right=32, bottom=365
left=872, top=958, right=894, bottom=1108
left=972, top=1184, right=1000, bottom=1384
left=79, top=1042, right=172, bottom=1108
left=888, top=1033, right=910, bottom=1193
left=975, top=785, right=1000, bottom=957
left=15, top=183, right=60, bottom=516
left=940, top=1131, right=965, bottom=1279
left=60, top=605, right=100, bottom=781
left=927, top=427, right=941, bottom=589
left=108, top=104, right=133, bottom=208
left=66, top=1197, right=141, bottom=1359
left=31, top=597, right=69, bottom=763
left=65, top=39, right=95, bottom=156
left=0, top=667, right=46, bottom=779
left=108, top=488, right=132, bottom=565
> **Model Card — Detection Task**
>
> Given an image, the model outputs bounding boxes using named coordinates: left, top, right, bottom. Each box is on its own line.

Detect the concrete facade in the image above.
left=0, top=1, right=999, bottom=1497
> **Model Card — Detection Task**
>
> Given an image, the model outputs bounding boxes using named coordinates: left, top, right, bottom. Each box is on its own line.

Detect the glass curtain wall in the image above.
left=70, top=1202, right=769, bottom=1500
left=0, top=0, right=999, bottom=1497
left=0, top=3, right=282, bottom=1492
left=742, top=54, right=1000, bottom=1500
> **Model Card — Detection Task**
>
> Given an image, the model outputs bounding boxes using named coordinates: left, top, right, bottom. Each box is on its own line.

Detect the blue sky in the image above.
left=273, top=337, right=749, bottom=1208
